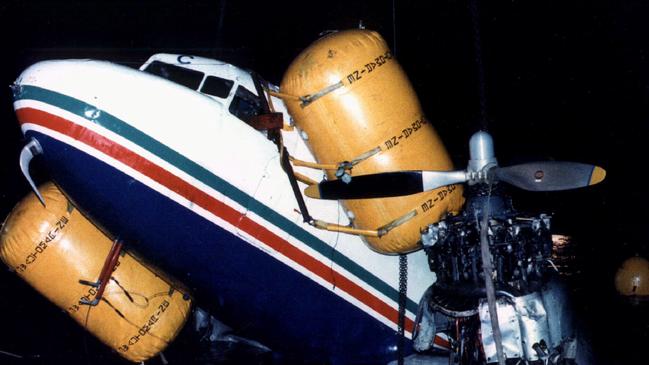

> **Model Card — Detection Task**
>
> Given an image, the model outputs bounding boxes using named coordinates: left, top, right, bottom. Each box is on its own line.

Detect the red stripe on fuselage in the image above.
left=434, top=335, right=451, bottom=350
left=16, top=106, right=416, bottom=332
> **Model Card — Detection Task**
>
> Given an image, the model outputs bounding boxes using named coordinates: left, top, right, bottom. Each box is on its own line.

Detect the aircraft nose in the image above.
left=11, top=69, right=51, bottom=207
left=11, top=60, right=84, bottom=206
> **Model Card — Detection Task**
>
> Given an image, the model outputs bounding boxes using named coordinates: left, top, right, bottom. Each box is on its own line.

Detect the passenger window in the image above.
left=229, top=86, right=263, bottom=123
left=143, top=61, right=204, bottom=90
left=201, top=76, right=234, bottom=98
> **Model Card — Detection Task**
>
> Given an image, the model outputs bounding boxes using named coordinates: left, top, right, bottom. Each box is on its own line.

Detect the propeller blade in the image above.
left=494, top=162, right=606, bottom=191
left=305, top=170, right=466, bottom=200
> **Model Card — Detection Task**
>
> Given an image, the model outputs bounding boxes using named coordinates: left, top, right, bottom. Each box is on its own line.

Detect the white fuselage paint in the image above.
left=15, top=57, right=437, bottom=337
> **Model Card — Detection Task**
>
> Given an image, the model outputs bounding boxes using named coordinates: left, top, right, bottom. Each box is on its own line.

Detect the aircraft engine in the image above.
left=0, top=183, right=192, bottom=362
left=281, top=29, right=465, bottom=254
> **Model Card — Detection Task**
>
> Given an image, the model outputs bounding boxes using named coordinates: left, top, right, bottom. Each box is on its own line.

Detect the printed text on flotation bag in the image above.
left=346, top=51, right=393, bottom=85
left=383, top=118, right=428, bottom=150
left=117, top=299, right=170, bottom=352
left=14, top=216, right=69, bottom=273
left=420, top=185, right=458, bottom=213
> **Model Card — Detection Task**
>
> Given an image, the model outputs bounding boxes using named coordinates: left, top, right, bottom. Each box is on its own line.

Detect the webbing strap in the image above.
left=377, top=209, right=417, bottom=237
left=289, top=146, right=382, bottom=172
left=299, top=81, right=344, bottom=107
left=280, top=146, right=312, bottom=223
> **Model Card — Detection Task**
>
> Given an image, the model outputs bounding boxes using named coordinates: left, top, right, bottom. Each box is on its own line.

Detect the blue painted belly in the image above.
left=29, top=131, right=411, bottom=364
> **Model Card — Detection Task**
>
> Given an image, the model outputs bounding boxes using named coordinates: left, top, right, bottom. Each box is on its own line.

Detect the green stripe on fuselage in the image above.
left=15, top=84, right=419, bottom=314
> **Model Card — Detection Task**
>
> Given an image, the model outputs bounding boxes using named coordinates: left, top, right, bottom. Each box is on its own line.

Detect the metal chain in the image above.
left=397, top=254, right=408, bottom=365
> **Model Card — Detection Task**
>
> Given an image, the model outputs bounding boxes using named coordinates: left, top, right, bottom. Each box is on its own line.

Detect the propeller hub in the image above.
left=468, top=131, right=497, bottom=173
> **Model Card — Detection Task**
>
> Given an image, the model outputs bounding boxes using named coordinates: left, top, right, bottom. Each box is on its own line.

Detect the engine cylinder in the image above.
left=281, top=29, right=464, bottom=253
left=0, top=183, right=191, bottom=362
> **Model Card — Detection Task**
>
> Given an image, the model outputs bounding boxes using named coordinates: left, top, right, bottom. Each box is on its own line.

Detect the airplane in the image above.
left=2, top=29, right=605, bottom=364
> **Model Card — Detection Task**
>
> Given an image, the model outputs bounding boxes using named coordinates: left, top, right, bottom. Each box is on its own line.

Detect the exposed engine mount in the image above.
left=422, top=187, right=553, bottom=314
left=417, top=187, right=577, bottom=364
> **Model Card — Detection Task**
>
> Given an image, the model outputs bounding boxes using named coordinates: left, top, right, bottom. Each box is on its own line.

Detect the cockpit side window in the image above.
left=143, top=61, right=204, bottom=90
left=229, top=86, right=263, bottom=123
left=201, top=76, right=234, bottom=98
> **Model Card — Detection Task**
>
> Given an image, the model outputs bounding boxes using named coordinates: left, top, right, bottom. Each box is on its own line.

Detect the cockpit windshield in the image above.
left=229, top=85, right=264, bottom=124
left=141, top=56, right=274, bottom=129
left=143, top=61, right=204, bottom=90
left=200, top=75, right=234, bottom=98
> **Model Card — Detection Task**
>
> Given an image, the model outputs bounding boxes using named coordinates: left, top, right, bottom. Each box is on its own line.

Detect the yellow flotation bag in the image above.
left=281, top=29, right=464, bottom=253
left=0, top=183, right=191, bottom=362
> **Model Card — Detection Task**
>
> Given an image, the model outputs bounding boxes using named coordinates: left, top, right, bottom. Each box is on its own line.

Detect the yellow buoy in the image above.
left=0, top=183, right=191, bottom=362
left=281, top=29, right=464, bottom=253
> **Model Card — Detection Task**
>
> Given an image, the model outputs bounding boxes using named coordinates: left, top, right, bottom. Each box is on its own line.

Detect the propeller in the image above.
left=304, top=131, right=606, bottom=200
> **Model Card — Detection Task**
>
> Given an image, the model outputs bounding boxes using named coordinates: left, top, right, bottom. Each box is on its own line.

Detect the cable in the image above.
left=0, top=349, right=23, bottom=359
left=392, top=0, right=398, bottom=57
left=469, top=0, right=489, bottom=131
left=480, top=184, right=506, bottom=365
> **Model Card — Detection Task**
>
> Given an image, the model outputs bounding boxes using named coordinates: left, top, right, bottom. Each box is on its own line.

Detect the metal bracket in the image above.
left=335, top=161, right=353, bottom=184
left=79, top=239, right=124, bottom=306
left=421, top=221, right=448, bottom=248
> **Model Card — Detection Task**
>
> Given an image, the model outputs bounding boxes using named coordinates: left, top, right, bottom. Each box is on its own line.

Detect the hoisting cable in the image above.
left=480, top=184, right=506, bottom=365
left=468, top=0, right=505, bottom=362
left=392, top=0, right=398, bottom=58
left=469, top=0, right=489, bottom=131
left=0, top=349, right=23, bottom=359
left=391, top=2, right=407, bottom=364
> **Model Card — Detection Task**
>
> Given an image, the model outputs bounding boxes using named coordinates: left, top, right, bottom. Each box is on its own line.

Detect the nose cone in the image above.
left=11, top=60, right=105, bottom=205
left=10, top=59, right=139, bottom=207
left=468, top=130, right=497, bottom=171
left=13, top=59, right=97, bottom=102
left=12, top=59, right=107, bottom=135
left=15, top=60, right=66, bottom=87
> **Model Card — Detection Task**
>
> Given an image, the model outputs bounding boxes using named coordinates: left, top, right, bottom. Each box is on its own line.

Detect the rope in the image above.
left=480, top=184, right=506, bottom=365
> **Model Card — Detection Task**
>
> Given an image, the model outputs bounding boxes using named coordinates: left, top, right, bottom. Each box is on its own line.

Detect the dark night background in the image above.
left=0, top=0, right=648, bottom=364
